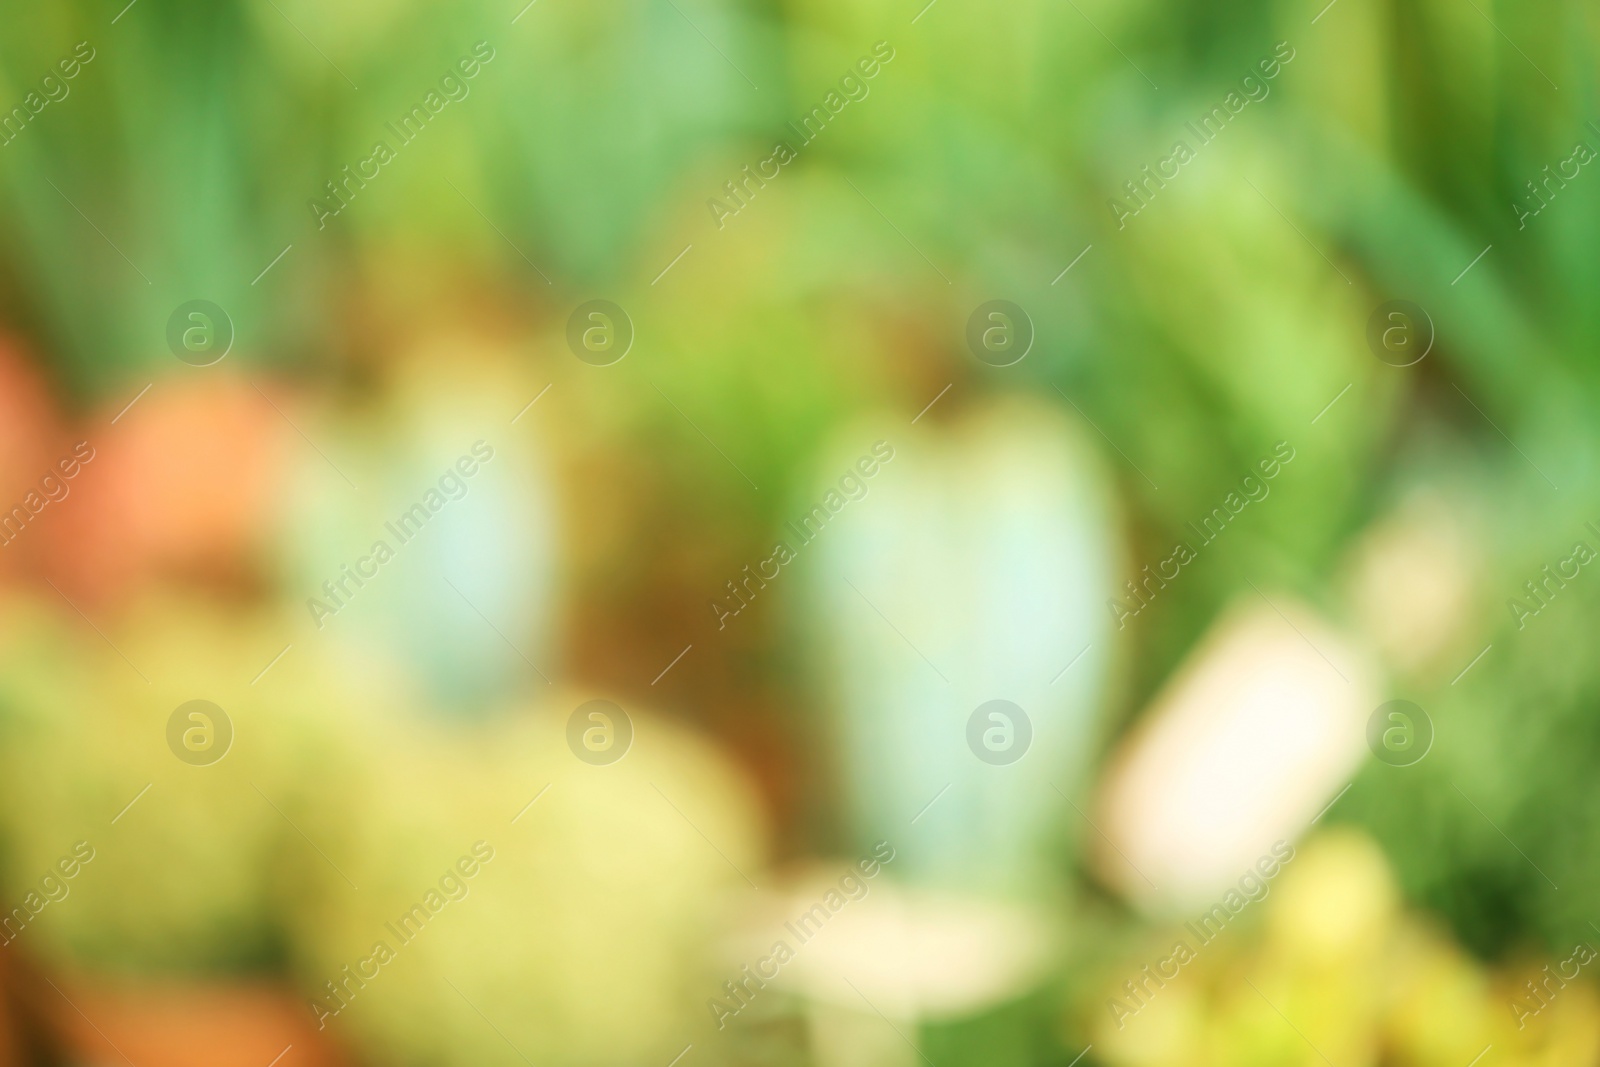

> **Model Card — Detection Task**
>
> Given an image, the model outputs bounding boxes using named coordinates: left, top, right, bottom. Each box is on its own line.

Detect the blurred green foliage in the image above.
left=1, top=0, right=1598, bottom=1006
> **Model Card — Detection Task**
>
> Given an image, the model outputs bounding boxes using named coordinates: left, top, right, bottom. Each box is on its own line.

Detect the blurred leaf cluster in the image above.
left=0, top=0, right=1597, bottom=1019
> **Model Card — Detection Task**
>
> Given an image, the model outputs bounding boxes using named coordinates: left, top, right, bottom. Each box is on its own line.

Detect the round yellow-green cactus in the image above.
left=1086, top=829, right=1600, bottom=1067
left=0, top=593, right=352, bottom=974
left=287, top=688, right=766, bottom=1067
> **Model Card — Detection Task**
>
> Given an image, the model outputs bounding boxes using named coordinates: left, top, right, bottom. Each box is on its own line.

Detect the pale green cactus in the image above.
left=801, top=396, right=1119, bottom=900
left=273, top=350, right=558, bottom=718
